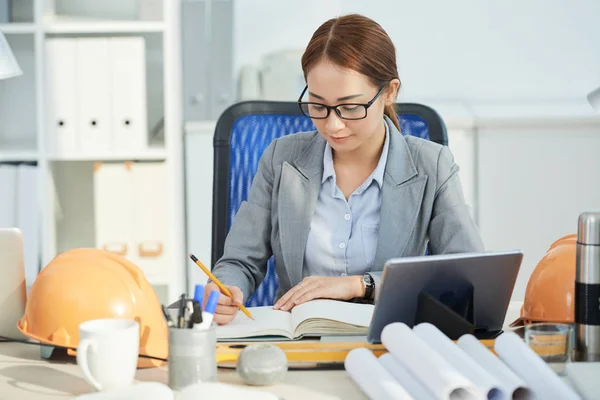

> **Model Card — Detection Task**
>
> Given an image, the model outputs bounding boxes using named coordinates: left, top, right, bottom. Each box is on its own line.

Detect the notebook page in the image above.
left=215, top=306, right=293, bottom=340
left=291, top=299, right=374, bottom=333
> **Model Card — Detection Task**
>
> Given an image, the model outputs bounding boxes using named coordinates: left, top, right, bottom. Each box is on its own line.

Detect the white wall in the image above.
left=477, top=123, right=600, bottom=303
left=233, top=0, right=342, bottom=82
left=233, top=0, right=600, bottom=103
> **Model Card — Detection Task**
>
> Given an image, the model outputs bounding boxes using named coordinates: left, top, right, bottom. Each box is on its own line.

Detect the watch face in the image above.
left=362, top=274, right=373, bottom=286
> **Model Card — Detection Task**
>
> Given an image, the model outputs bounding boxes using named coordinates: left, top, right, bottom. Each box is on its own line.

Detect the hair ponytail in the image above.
left=384, top=103, right=400, bottom=131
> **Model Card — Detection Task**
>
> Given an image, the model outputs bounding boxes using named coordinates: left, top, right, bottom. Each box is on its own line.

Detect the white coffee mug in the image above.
left=76, top=318, right=140, bottom=391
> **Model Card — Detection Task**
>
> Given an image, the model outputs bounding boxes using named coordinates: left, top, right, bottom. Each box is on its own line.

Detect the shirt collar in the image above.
left=371, top=122, right=390, bottom=188
left=322, top=141, right=335, bottom=184
left=321, top=121, right=390, bottom=189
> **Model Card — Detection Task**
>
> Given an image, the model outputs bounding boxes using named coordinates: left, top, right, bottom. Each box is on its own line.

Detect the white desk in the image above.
left=3, top=340, right=594, bottom=400
left=0, top=343, right=365, bottom=400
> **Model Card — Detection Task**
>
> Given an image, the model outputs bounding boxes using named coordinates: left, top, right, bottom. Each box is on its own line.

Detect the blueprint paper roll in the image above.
left=381, top=322, right=479, bottom=400
left=494, top=332, right=581, bottom=400
left=413, top=323, right=505, bottom=400
left=457, top=334, right=533, bottom=400
left=345, top=348, right=414, bottom=400
left=378, top=353, right=437, bottom=400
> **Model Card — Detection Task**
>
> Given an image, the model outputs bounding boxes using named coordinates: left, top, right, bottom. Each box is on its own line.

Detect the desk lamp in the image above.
left=588, top=86, right=600, bottom=111
left=0, top=30, right=22, bottom=80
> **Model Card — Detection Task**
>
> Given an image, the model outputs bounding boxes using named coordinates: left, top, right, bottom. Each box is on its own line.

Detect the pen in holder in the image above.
left=168, top=323, right=217, bottom=389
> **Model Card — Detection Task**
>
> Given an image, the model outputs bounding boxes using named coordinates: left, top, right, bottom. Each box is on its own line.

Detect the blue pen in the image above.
left=193, top=284, right=205, bottom=310
left=205, top=290, right=220, bottom=314
left=195, top=290, right=220, bottom=330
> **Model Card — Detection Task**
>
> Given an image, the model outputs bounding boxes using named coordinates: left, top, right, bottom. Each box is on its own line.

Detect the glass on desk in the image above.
left=525, top=322, right=573, bottom=376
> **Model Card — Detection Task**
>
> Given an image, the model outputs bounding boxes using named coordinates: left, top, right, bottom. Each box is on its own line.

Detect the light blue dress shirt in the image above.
left=303, top=124, right=390, bottom=278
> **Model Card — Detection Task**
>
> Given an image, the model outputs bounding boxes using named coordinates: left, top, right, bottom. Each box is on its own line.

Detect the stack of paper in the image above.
left=344, top=322, right=583, bottom=400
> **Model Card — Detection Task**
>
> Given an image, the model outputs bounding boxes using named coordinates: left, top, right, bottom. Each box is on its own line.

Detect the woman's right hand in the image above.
left=204, top=282, right=244, bottom=325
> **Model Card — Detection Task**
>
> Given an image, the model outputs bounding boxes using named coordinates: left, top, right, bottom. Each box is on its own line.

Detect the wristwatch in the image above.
left=361, top=273, right=374, bottom=300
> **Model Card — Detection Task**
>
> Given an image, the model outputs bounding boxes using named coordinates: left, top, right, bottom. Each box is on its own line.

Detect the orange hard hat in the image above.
left=510, top=234, right=577, bottom=327
left=547, top=233, right=578, bottom=251
left=17, top=248, right=168, bottom=368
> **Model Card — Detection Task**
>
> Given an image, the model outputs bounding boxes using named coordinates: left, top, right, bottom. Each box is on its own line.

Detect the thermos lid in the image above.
left=578, top=211, right=600, bottom=245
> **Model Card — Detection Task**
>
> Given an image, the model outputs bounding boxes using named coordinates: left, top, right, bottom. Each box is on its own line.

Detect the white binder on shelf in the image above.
left=0, top=0, right=8, bottom=24
left=109, top=37, right=148, bottom=153
left=93, top=162, right=134, bottom=261
left=132, top=162, right=167, bottom=282
left=16, top=164, right=40, bottom=288
left=45, top=38, right=79, bottom=156
left=76, top=38, right=112, bottom=154
left=0, top=164, right=17, bottom=228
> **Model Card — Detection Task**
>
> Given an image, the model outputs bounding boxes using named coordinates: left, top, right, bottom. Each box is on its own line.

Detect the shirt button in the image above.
left=341, top=273, right=348, bottom=277
left=344, top=213, right=351, bottom=221
left=339, top=242, right=346, bottom=249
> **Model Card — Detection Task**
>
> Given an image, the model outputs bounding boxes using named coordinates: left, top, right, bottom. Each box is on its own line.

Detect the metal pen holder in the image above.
left=168, top=323, right=217, bottom=390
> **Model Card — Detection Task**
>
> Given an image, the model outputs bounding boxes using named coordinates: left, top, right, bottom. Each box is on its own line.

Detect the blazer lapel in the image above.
left=278, top=134, right=326, bottom=285
left=372, top=118, right=428, bottom=270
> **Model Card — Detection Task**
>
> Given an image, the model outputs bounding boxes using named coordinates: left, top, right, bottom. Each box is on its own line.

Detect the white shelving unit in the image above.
left=43, top=15, right=166, bottom=34
left=0, top=23, right=37, bottom=34
left=0, top=0, right=185, bottom=305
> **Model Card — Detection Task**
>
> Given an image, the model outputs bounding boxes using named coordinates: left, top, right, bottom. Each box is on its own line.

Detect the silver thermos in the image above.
left=575, top=211, right=600, bottom=361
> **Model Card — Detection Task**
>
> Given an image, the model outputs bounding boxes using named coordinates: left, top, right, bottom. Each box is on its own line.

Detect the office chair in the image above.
left=212, top=101, right=448, bottom=307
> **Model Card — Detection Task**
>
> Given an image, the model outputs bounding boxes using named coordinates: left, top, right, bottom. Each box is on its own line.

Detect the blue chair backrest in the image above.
left=212, top=101, right=448, bottom=307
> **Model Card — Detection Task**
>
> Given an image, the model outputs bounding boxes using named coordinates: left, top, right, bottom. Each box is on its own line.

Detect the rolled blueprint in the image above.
left=379, top=353, right=437, bottom=400
left=345, top=347, right=415, bottom=400
left=381, top=322, right=479, bottom=400
left=413, top=323, right=505, bottom=400
left=494, top=332, right=581, bottom=400
left=457, top=334, right=534, bottom=400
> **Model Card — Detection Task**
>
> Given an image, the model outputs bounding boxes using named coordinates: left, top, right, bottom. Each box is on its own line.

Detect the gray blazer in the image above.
left=212, top=116, right=485, bottom=303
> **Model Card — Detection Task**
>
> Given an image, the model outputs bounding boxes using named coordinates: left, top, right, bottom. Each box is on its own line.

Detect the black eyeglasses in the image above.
left=297, top=85, right=387, bottom=120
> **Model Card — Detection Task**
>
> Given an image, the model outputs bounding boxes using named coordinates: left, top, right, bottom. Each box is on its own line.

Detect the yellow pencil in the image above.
left=189, top=253, right=254, bottom=320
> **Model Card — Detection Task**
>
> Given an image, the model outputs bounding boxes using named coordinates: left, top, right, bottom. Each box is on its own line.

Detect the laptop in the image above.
left=0, top=228, right=27, bottom=340
left=366, top=250, right=523, bottom=344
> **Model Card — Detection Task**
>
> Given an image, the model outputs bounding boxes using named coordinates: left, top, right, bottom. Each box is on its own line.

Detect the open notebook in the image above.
left=216, top=299, right=375, bottom=340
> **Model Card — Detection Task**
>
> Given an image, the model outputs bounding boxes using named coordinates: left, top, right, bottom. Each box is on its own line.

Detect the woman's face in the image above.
left=305, top=60, right=393, bottom=154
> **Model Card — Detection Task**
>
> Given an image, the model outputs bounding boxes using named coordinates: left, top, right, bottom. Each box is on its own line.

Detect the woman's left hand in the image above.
left=273, top=275, right=364, bottom=311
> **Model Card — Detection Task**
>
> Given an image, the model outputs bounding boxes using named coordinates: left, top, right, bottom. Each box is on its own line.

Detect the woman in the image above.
left=206, top=14, right=484, bottom=325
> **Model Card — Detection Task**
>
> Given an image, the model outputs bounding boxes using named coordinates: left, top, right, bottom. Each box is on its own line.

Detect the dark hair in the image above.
left=301, top=14, right=401, bottom=130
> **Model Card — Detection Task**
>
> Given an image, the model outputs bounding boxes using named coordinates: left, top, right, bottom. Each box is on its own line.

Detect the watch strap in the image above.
left=363, top=273, right=374, bottom=300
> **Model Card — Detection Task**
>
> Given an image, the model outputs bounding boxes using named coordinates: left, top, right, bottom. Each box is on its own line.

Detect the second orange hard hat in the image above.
left=17, top=248, right=168, bottom=368
left=511, top=234, right=577, bottom=327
